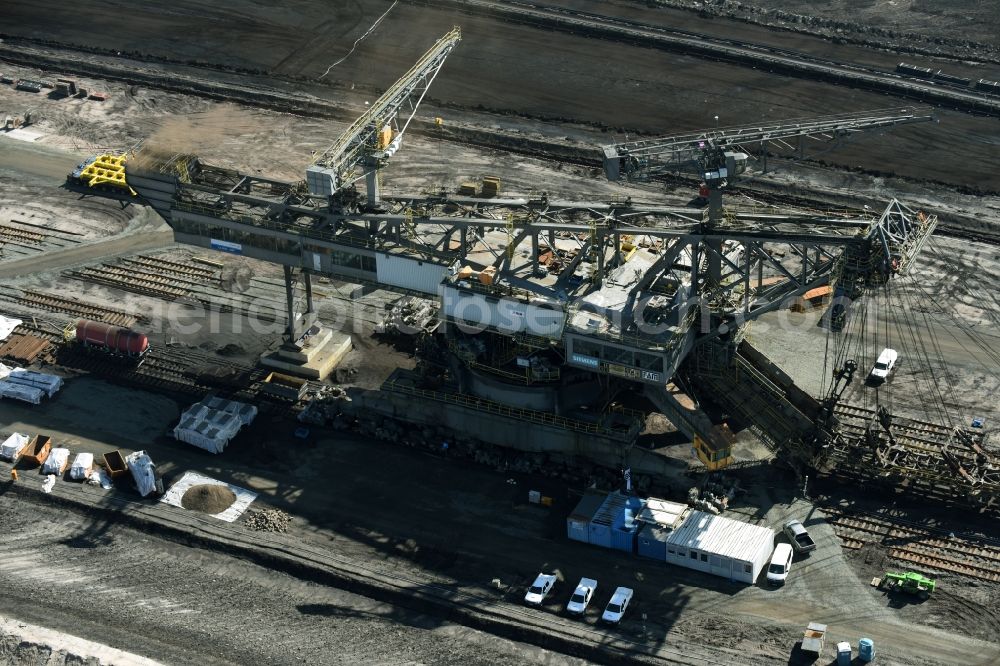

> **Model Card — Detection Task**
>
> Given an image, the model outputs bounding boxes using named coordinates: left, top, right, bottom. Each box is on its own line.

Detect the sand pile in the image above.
left=181, top=484, right=237, bottom=514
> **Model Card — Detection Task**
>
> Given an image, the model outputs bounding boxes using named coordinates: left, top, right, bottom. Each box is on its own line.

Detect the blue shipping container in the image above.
left=637, top=523, right=671, bottom=560
left=566, top=491, right=607, bottom=543
left=610, top=500, right=646, bottom=554
left=610, top=523, right=638, bottom=553
left=588, top=491, right=628, bottom=548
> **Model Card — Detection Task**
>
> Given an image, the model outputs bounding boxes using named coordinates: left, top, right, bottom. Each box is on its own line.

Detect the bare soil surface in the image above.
left=751, top=231, right=1000, bottom=438
left=1, top=1, right=999, bottom=663
left=0, top=491, right=585, bottom=666
left=3, top=380, right=999, bottom=665
left=732, top=0, right=1000, bottom=54
left=3, top=2, right=1000, bottom=191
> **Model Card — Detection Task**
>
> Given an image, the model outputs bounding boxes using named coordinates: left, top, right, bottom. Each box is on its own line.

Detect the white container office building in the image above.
left=664, top=510, right=775, bottom=584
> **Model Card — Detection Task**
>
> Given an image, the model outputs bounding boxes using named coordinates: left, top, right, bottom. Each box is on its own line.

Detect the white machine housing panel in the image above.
left=440, top=285, right=565, bottom=338
left=376, top=253, right=449, bottom=295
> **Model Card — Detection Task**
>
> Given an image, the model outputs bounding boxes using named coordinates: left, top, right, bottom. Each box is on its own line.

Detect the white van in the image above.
left=767, top=543, right=794, bottom=586
left=869, top=348, right=898, bottom=382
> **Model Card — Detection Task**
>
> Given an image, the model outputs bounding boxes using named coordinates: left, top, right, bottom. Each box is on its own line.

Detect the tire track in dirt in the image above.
left=272, top=0, right=369, bottom=76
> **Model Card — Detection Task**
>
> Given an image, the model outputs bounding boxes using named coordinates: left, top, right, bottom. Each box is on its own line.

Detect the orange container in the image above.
left=103, top=450, right=128, bottom=478
left=21, top=435, right=52, bottom=465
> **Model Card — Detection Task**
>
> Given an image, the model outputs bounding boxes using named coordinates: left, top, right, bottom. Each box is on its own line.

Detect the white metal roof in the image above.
left=636, top=497, right=689, bottom=529
left=665, top=511, right=774, bottom=562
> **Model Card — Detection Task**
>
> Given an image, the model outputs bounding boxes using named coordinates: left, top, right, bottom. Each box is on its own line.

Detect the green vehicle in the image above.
left=878, top=571, right=936, bottom=598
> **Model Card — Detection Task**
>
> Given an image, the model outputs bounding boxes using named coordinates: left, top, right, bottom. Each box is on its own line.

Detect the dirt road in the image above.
left=0, top=491, right=585, bottom=666
left=0, top=135, right=85, bottom=181
left=0, top=220, right=174, bottom=278
left=0, top=137, right=176, bottom=276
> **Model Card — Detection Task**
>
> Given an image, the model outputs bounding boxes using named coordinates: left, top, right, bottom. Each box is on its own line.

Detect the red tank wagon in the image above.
left=75, top=319, right=150, bottom=359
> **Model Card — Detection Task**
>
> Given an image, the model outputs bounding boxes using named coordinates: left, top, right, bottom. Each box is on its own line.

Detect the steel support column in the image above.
left=283, top=264, right=298, bottom=341
left=304, top=270, right=314, bottom=314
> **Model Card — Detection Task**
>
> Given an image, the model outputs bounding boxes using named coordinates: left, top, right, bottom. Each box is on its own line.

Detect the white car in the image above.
left=869, top=348, right=898, bottom=381
left=767, top=543, right=794, bottom=586
left=601, top=587, right=634, bottom=624
left=566, top=577, right=597, bottom=615
left=524, top=573, right=557, bottom=606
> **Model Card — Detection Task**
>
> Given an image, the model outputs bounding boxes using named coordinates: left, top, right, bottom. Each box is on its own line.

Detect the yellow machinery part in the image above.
left=78, top=153, right=137, bottom=195
left=377, top=126, right=393, bottom=150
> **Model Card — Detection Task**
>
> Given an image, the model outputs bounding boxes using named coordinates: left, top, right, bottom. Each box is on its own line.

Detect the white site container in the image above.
left=41, top=447, right=71, bottom=475
left=125, top=450, right=159, bottom=497
left=664, top=511, right=775, bottom=584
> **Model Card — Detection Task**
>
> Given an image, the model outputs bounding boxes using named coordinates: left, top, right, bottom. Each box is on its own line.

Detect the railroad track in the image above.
left=824, top=507, right=1000, bottom=583
left=63, top=256, right=288, bottom=323
left=887, top=548, right=1000, bottom=583
left=62, top=345, right=308, bottom=415
left=830, top=402, right=994, bottom=474
left=63, top=253, right=223, bottom=301
left=122, top=254, right=220, bottom=281
left=10, top=320, right=67, bottom=344
left=65, top=266, right=191, bottom=299
left=58, top=348, right=205, bottom=396
left=0, top=224, right=46, bottom=245
left=157, top=346, right=256, bottom=372
left=15, top=289, right=145, bottom=327
left=838, top=536, right=864, bottom=550
left=96, top=261, right=209, bottom=287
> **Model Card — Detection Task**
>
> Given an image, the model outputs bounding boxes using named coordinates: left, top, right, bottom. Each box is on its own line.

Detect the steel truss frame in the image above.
left=171, top=170, right=937, bottom=348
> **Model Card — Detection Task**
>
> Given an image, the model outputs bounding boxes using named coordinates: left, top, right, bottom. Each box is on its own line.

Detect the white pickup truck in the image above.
left=869, top=348, right=898, bottom=382
left=524, top=573, right=557, bottom=606
left=783, top=519, right=817, bottom=554
left=565, top=577, right=597, bottom=616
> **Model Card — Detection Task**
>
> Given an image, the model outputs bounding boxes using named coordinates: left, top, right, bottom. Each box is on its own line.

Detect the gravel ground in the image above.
left=0, top=491, right=587, bottom=666
left=750, top=232, right=1000, bottom=434
left=3, top=2, right=1000, bottom=191
left=3, top=381, right=999, bottom=665
left=1, top=3, right=999, bottom=662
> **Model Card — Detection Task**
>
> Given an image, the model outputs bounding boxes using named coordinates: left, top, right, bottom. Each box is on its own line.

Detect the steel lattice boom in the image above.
left=601, top=106, right=935, bottom=183
left=305, top=27, right=461, bottom=202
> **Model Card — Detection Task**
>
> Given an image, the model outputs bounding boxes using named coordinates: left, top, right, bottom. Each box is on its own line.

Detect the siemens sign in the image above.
left=570, top=353, right=599, bottom=369
left=210, top=239, right=243, bottom=255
